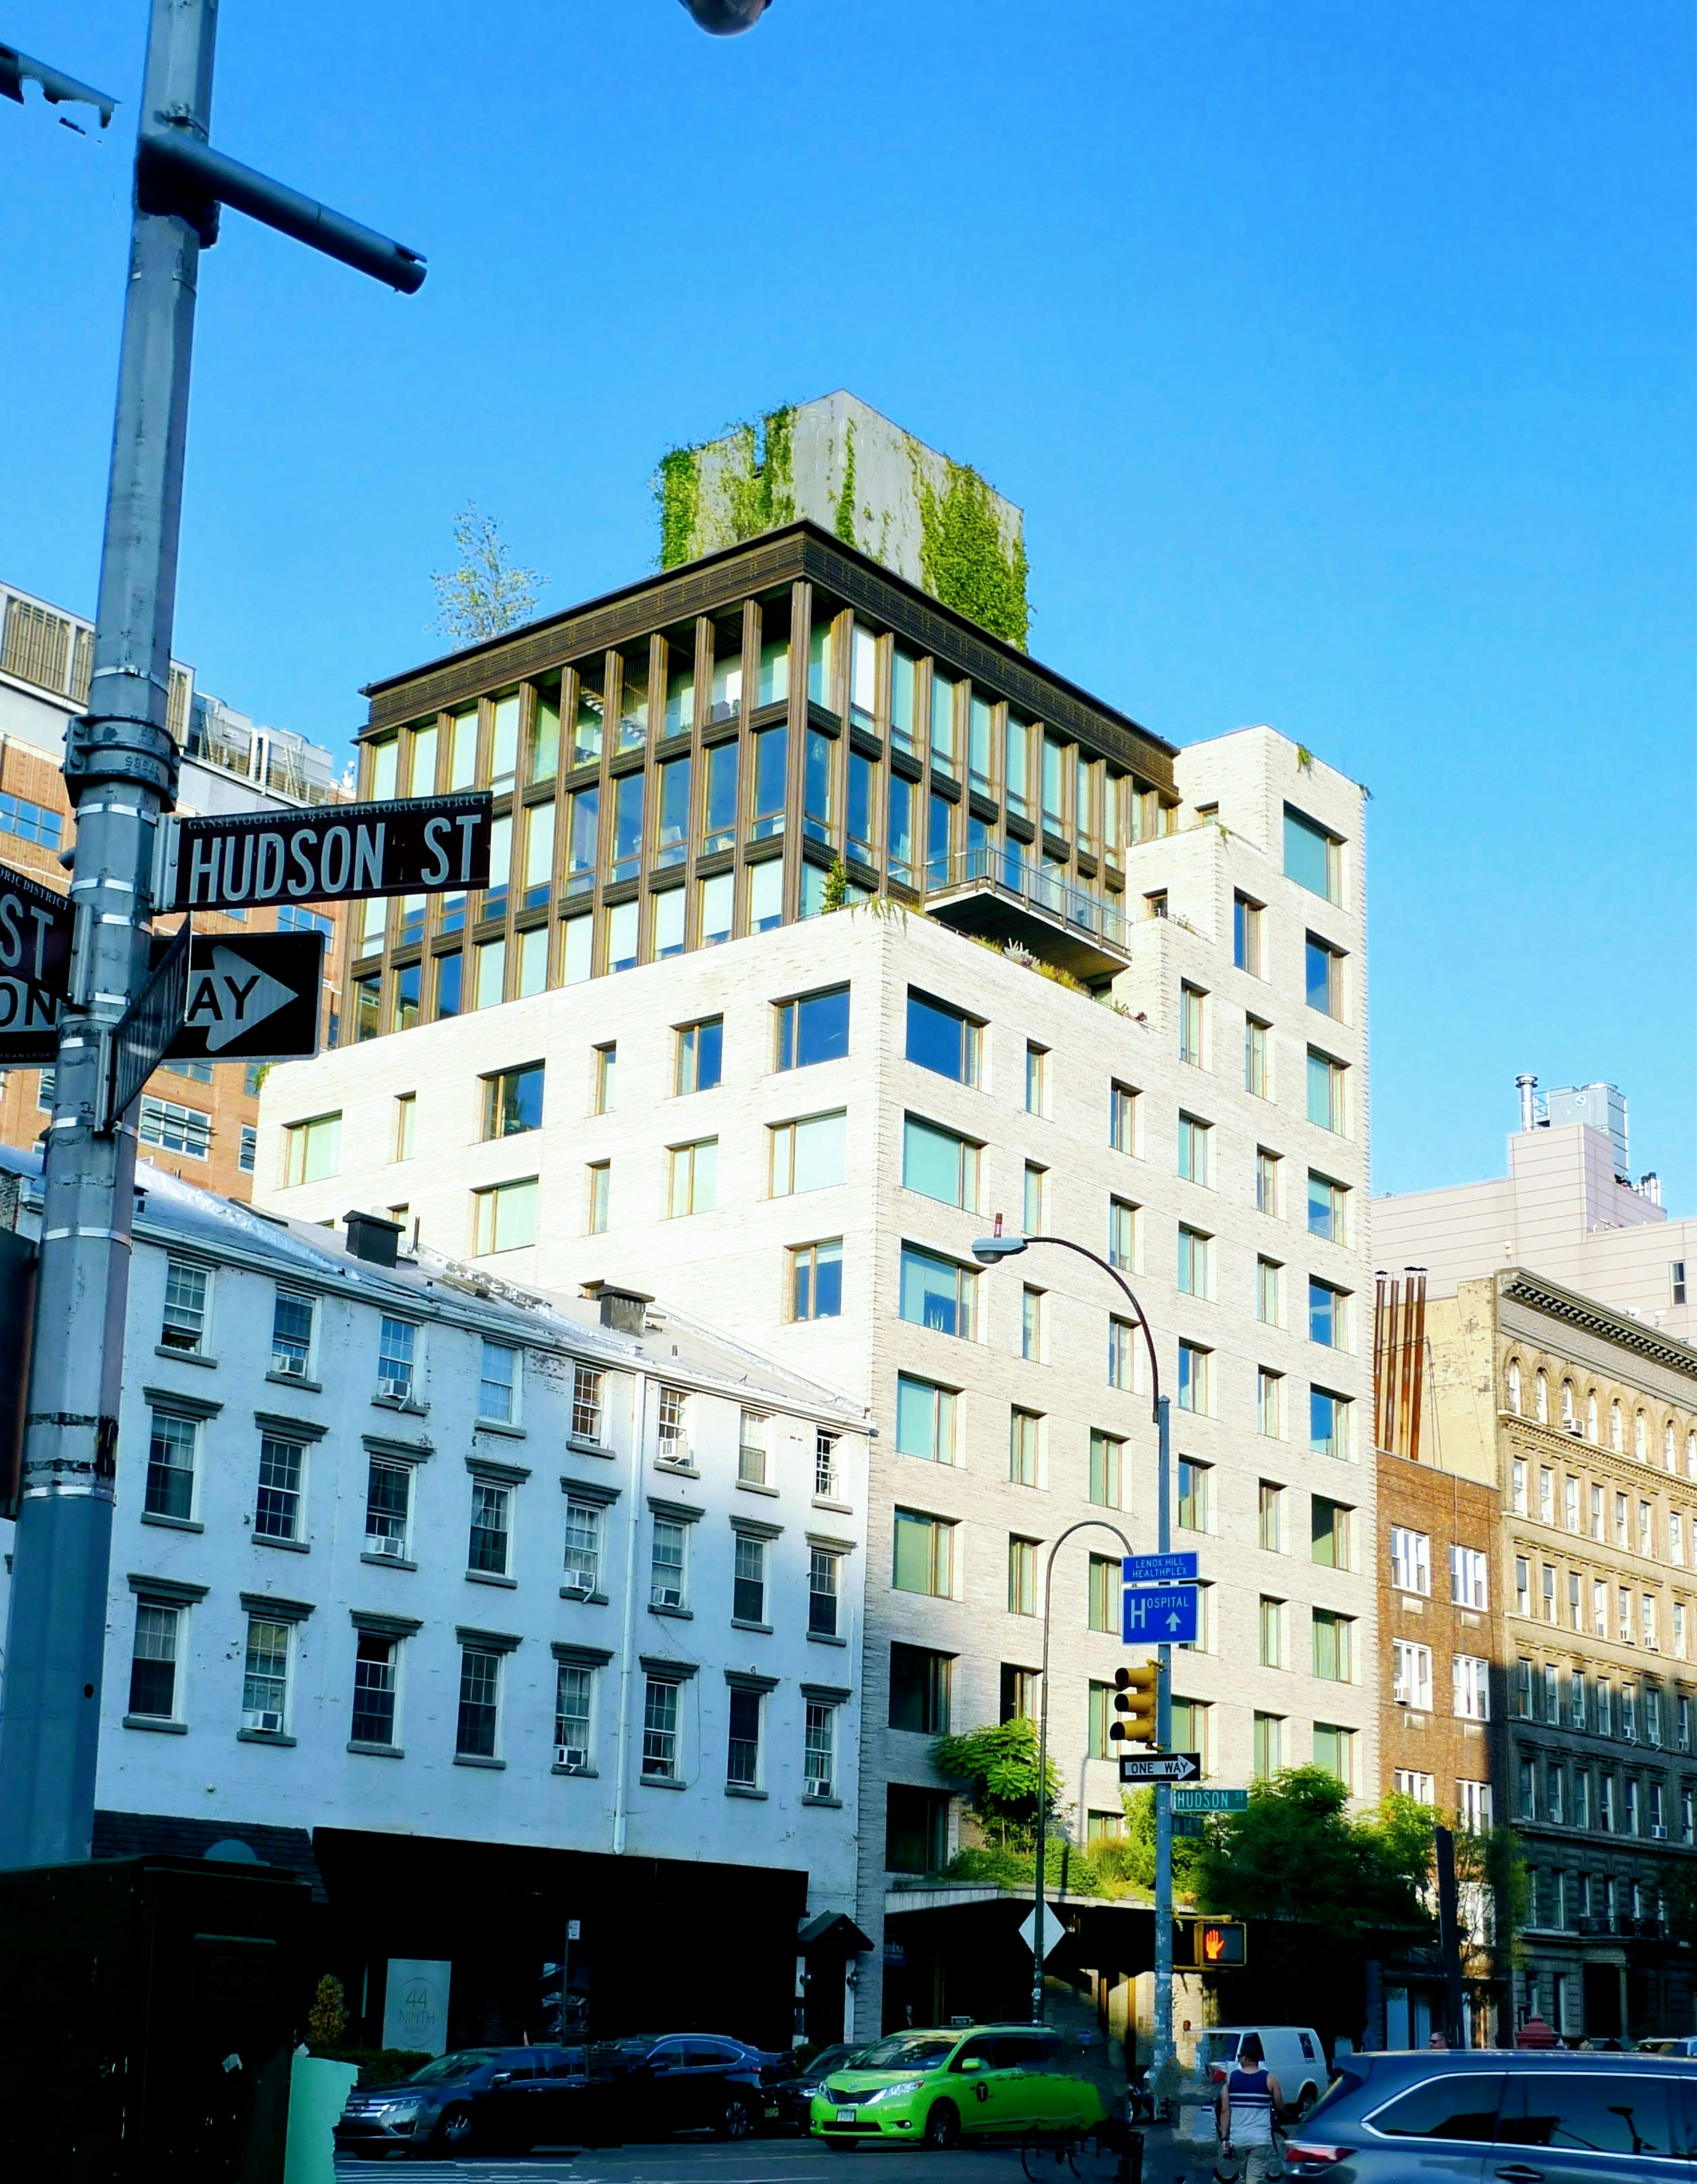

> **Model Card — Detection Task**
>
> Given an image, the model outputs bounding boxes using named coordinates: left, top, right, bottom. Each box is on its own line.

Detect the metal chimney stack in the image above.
left=1516, top=1074, right=1538, bottom=1132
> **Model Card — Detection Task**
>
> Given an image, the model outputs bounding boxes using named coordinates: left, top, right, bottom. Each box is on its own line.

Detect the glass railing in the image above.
left=928, top=845, right=1128, bottom=953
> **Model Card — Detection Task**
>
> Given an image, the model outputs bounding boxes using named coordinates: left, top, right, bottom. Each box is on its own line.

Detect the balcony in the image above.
left=923, top=847, right=1129, bottom=983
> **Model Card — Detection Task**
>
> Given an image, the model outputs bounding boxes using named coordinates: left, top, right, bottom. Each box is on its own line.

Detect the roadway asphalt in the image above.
left=331, top=2126, right=1225, bottom=2184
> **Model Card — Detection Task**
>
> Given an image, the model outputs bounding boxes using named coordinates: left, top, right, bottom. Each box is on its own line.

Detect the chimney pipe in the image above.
left=1516, top=1074, right=1537, bottom=1132
left=582, top=1281, right=653, bottom=1337
left=343, top=1209, right=402, bottom=1268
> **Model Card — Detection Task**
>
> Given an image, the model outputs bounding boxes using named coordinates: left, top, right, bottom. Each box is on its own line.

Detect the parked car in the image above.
left=334, top=2045, right=599, bottom=2158
left=811, top=2024, right=1105, bottom=2150
left=1283, top=2047, right=1697, bottom=2179
left=771, top=2045, right=865, bottom=2130
left=590, top=2032, right=790, bottom=2139
left=1195, top=2027, right=1328, bottom=2117
left=1640, top=2036, right=1697, bottom=2059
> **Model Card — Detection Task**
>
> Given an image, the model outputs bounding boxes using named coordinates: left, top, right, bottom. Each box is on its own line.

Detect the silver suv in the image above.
left=1286, top=2048, right=1697, bottom=2180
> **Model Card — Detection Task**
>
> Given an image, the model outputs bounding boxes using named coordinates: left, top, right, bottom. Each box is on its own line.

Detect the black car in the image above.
left=335, top=2045, right=603, bottom=2158
left=591, top=2032, right=791, bottom=2139
left=1284, top=2047, right=1697, bottom=2180
left=769, top=2044, right=866, bottom=2130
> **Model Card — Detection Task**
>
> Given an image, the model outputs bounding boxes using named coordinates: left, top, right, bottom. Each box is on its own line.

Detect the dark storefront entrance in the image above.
left=881, top=1893, right=1154, bottom=2035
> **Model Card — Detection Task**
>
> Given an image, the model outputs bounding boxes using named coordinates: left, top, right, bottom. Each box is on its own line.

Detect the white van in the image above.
left=1193, top=2027, right=1328, bottom=2116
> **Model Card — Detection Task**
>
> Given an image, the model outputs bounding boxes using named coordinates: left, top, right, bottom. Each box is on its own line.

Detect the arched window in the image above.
left=1561, top=1381, right=1575, bottom=1428
left=1586, top=1392, right=1598, bottom=1442
left=1666, top=1422, right=1677, bottom=1472
left=1535, top=1371, right=1549, bottom=1425
left=1687, top=1431, right=1696, bottom=1480
left=1610, top=1400, right=1623, bottom=1452
left=1635, top=1411, right=1648, bottom=1462
left=1507, top=1360, right=1522, bottom=1416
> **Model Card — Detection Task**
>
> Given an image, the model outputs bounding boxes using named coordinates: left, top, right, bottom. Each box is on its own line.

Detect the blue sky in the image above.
left=4, top=1, right=1691, bottom=1207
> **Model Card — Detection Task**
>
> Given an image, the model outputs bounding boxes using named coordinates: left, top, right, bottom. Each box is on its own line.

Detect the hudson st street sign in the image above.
left=167, top=791, right=493, bottom=911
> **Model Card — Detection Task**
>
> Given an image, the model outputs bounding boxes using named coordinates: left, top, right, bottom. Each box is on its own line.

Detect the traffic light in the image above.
left=1111, top=1661, right=1161, bottom=1746
left=1187, top=1918, right=1248, bottom=1968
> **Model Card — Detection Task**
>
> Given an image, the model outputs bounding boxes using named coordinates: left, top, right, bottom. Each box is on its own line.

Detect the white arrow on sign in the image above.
left=1117, top=1752, right=1203, bottom=1784
left=1018, top=1910, right=1069, bottom=1962
left=185, top=944, right=299, bottom=1053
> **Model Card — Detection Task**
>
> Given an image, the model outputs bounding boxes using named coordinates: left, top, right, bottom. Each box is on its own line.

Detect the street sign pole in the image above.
left=1153, top=1393, right=1175, bottom=2075
left=0, top=0, right=424, bottom=1873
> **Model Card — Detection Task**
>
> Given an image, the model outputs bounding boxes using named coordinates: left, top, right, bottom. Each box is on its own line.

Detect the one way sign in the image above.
left=163, top=932, right=325, bottom=1064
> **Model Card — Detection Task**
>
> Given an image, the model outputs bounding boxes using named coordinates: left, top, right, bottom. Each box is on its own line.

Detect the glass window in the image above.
left=1178, top=1340, right=1211, bottom=1414
left=1233, top=894, right=1264, bottom=974
left=377, top=1315, right=415, bottom=1399
left=1313, top=1723, right=1355, bottom=1787
left=1284, top=805, right=1342, bottom=902
left=893, top=1508, right=955, bottom=1597
left=242, top=1617, right=290, bottom=1732
left=567, top=669, right=605, bottom=767
left=891, top=650, right=917, bottom=749
left=1178, top=1457, right=1212, bottom=1531
left=1110, top=1082, right=1140, bottom=1154
left=129, top=1601, right=179, bottom=1719
left=887, top=771, right=915, bottom=884
left=1008, top=1536, right=1038, bottom=1616
left=809, top=1547, right=841, bottom=1639
left=1244, top=1015, right=1270, bottom=1098
left=899, top=1245, right=977, bottom=1339
left=1177, top=1113, right=1211, bottom=1185
left=1390, top=1527, right=1431, bottom=1594
left=1313, top=1610, right=1352, bottom=1682
left=1310, top=1386, right=1349, bottom=1459
left=929, top=672, right=958, bottom=773
left=1307, top=1048, right=1346, bottom=1133
left=1041, top=733, right=1065, bottom=831
left=1005, top=712, right=1031, bottom=817
left=748, top=858, right=784, bottom=933
left=675, top=1017, right=723, bottom=1094
left=1108, top=1197, right=1138, bottom=1271
left=553, top=1661, right=593, bottom=1763
left=726, top=1685, right=761, bottom=1784
left=1024, top=1285, right=1047, bottom=1363
left=1257, top=1257, right=1282, bottom=1326
left=769, top=1110, right=846, bottom=1195
left=562, top=1497, right=601, bottom=1593
left=642, top=1676, right=680, bottom=1779
left=967, top=693, right=993, bottom=797
left=392, top=961, right=421, bottom=1033
left=803, top=729, right=835, bottom=843
left=1180, top=982, right=1206, bottom=1066
left=473, top=1177, right=539, bottom=1253
left=609, top=771, right=644, bottom=884
left=1023, top=1162, right=1047, bottom=1234
left=528, top=683, right=559, bottom=784
left=468, top=1477, right=510, bottom=1573
left=890, top=1642, right=953, bottom=1733
left=667, top=1139, right=718, bottom=1216
left=804, top=1699, right=836, bottom=1796
left=571, top=1364, right=603, bottom=1443
left=1108, top=1315, right=1138, bottom=1390
left=896, top=1374, right=956, bottom=1463
left=484, top=1063, right=544, bottom=1137
left=1256, top=1148, right=1281, bottom=1216
left=1305, top=935, right=1344, bottom=1017
left=1258, top=1367, right=1285, bottom=1437
left=456, top=1648, right=500, bottom=1759
left=145, top=1410, right=196, bottom=1520
left=255, top=1436, right=304, bottom=1541
left=605, top=898, right=639, bottom=970
left=474, top=938, right=505, bottom=1008
left=1009, top=1407, right=1042, bottom=1487
left=906, top=990, right=980, bottom=1084
left=696, top=871, right=732, bottom=948
left=902, top=1115, right=979, bottom=1208
left=776, top=985, right=849, bottom=1068
left=1177, top=1225, right=1212, bottom=1298
left=751, top=727, right=787, bottom=840
left=160, top=1258, right=209, bottom=1352
left=650, top=1518, right=687, bottom=1607
left=1258, top=1481, right=1285, bottom=1551
left=733, top=1533, right=766, bottom=1623
left=586, top=1160, right=611, bottom=1234
left=566, top=785, right=599, bottom=894
left=655, top=756, right=690, bottom=868
left=1307, top=1171, right=1347, bottom=1242
left=1090, top=1431, right=1124, bottom=1509
left=925, top=790, right=952, bottom=887
left=1087, top=1554, right=1117, bottom=1634
left=351, top=1631, right=400, bottom=1747
left=270, top=1291, right=313, bottom=1379
left=663, top=649, right=694, bottom=739
left=365, top=1458, right=410, bottom=1557
left=790, top=1238, right=843, bottom=1320
left=482, top=813, right=512, bottom=919
left=1309, top=1278, right=1347, bottom=1348
left=1253, top=1712, right=1283, bottom=1778
left=479, top=1340, right=518, bottom=1423
left=434, top=950, right=463, bottom=1017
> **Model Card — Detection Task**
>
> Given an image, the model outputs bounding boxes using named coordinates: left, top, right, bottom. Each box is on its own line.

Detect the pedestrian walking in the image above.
left=1217, top=2032, right=1285, bottom=2182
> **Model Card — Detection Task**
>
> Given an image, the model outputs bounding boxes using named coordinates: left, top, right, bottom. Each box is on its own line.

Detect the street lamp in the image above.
left=971, top=1229, right=1179, bottom=2068
left=678, top=0, right=774, bottom=31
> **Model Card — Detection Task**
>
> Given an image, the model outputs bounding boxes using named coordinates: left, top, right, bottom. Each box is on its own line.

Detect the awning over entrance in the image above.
left=798, top=1910, right=873, bottom=1953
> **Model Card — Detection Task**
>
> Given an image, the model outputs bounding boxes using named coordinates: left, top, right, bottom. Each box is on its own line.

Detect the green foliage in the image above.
left=654, top=447, right=700, bottom=570
left=307, top=1973, right=349, bottom=2049
left=313, top=2047, right=433, bottom=2086
left=932, top=1718, right=1062, bottom=1848
left=1119, top=1788, right=1207, bottom=1895
left=1193, top=1767, right=1434, bottom=1945
left=822, top=855, right=849, bottom=912
left=834, top=421, right=857, bottom=546
left=430, top=504, right=546, bottom=643
left=1453, top=1820, right=1530, bottom=1959
left=915, top=454, right=1030, bottom=649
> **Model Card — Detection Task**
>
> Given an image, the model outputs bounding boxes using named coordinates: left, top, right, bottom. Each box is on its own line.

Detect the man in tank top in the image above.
left=1218, top=2032, right=1285, bottom=2181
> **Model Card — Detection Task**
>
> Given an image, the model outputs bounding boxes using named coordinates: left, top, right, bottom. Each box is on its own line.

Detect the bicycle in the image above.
left=1017, top=2117, right=1142, bottom=2184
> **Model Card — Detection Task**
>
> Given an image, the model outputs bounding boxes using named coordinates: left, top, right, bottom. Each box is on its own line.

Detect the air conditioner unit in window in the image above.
left=655, top=1587, right=682, bottom=1609
left=1652, top=1823, right=1668, bottom=1839
left=806, top=1776, right=833, bottom=1800
left=563, top=1571, right=596, bottom=1596
left=243, top=1709, right=283, bottom=1734
left=272, top=1352, right=306, bottom=1378
left=557, top=1746, right=590, bottom=1771
left=367, top=1534, right=403, bottom=1558
left=378, top=1375, right=411, bottom=1402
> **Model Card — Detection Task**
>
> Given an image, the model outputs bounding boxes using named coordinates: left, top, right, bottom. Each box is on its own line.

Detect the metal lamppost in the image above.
left=973, top=1230, right=1177, bottom=2066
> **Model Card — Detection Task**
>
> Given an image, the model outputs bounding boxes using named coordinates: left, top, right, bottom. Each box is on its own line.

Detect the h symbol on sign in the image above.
left=1126, top=1595, right=1149, bottom=1632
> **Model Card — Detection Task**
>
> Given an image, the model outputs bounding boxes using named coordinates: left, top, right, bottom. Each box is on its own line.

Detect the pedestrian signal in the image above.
left=1187, top=1919, right=1247, bottom=1968
left=1111, top=1661, right=1161, bottom=1746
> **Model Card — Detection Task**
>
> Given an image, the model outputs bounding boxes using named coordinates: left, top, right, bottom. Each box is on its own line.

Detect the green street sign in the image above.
left=1173, top=1787, right=1249, bottom=1814
left=1172, top=1814, right=1207, bottom=1839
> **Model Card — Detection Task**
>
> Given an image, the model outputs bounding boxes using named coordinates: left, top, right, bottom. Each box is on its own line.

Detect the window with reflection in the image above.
left=1076, top=756, right=1099, bottom=850
left=483, top=814, right=510, bottom=919
left=610, top=772, right=644, bottom=883
left=354, top=975, right=380, bottom=1041
left=522, top=803, right=553, bottom=909
left=808, top=619, right=833, bottom=706
left=567, top=786, right=598, bottom=894
left=891, top=649, right=917, bottom=752
left=1042, top=733, right=1065, bottom=833
left=397, top=895, right=424, bottom=948
left=850, top=623, right=879, bottom=727
left=655, top=756, right=690, bottom=868
left=449, top=708, right=478, bottom=790
left=888, top=774, right=915, bottom=885
left=926, top=793, right=952, bottom=887
left=529, top=678, right=560, bottom=783
left=752, top=727, right=787, bottom=839
left=699, top=870, right=733, bottom=946
left=758, top=622, right=790, bottom=707
left=369, top=735, right=399, bottom=801
left=606, top=898, right=638, bottom=972
left=848, top=750, right=876, bottom=863
left=664, top=646, right=695, bottom=739
left=710, top=629, right=742, bottom=724
left=392, top=962, right=420, bottom=1032
left=804, top=730, right=835, bottom=843
left=434, top=952, right=461, bottom=1018
left=489, top=691, right=520, bottom=791
left=408, top=721, right=437, bottom=798
left=929, top=671, right=957, bottom=775
left=617, top=649, right=649, bottom=752
left=516, top=925, right=546, bottom=996
left=749, top=858, right=783, bottom=933
left=573, top=670, right=604, bottom=768
left=1005, top=714, right=1031, bottom=820
left=653, top=887, right=685, bottom=960
left=701, top=739, right=738, bottom=853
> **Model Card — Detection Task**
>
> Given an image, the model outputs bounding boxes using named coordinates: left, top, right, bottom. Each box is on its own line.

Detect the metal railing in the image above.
left=926, top=844, right=1129, bottom=953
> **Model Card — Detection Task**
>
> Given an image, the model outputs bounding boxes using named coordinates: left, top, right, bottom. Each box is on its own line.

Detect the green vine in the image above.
left=653, top=446, right=700, bottom=570
left=913, top=450, right=1029, bottom=648
left=833, top=421, right=857, bottom=546
left=822, top=855, right=849, bottom=912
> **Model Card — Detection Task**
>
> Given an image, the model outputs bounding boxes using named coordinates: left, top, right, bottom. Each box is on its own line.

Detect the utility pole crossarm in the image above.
left=0, top=44, right=118, bottom=128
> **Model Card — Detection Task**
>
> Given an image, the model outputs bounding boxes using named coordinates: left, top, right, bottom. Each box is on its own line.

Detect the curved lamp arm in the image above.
left=975, top=1231, right=1161, bottom=1424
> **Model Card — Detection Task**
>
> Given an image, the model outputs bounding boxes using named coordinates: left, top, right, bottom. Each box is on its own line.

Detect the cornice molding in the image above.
left=1501, top=1271, right=1697, bottom=1383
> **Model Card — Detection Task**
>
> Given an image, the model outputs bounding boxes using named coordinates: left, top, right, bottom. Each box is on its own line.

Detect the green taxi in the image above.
left=810, top=2024, right=1105, bottom=2150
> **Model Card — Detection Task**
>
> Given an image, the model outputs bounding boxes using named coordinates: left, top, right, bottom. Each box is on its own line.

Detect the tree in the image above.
left=932, top=1718, right=1062, bottom=1849
left=822, top=856, right=849, bottom=913
left=1193, top=1768, right=1433, bottom=1943
left=307, top=1972, right=349, bottom=2049
left=430, top=503, right=545, bottom=642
